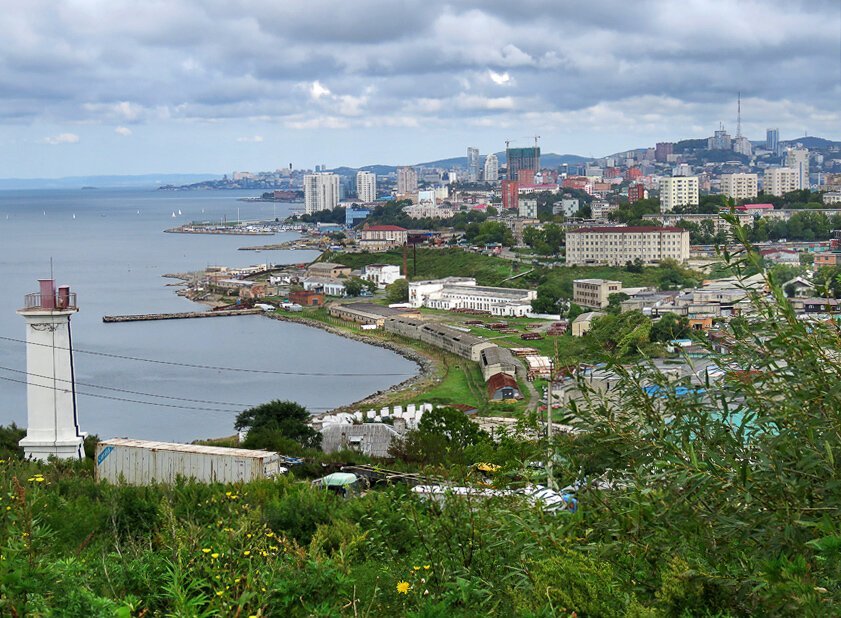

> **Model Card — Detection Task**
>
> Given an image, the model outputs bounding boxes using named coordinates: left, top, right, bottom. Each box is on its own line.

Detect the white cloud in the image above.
left=488, top=70, right=511, bottom=85
left=114, top=126, right=132, bottom=137
left=42, top=133, right=79, bottom=145
left=310, top=81, right=331, bottom=100
left=236, top=135, right=264, bottom=142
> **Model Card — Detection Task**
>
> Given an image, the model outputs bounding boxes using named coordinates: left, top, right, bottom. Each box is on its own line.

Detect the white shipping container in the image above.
left=95, top=438, right=285, bottom=485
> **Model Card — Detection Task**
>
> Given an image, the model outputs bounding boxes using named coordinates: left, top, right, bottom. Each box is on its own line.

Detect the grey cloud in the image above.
left=0, top=0, right=837, bottom=140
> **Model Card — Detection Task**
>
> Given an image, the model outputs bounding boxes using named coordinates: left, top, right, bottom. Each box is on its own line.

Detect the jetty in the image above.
left=103, top=308, right=263, bottom=323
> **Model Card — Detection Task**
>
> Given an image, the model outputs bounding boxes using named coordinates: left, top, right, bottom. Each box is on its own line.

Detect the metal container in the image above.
left=95, top=438, right=285, bottom=485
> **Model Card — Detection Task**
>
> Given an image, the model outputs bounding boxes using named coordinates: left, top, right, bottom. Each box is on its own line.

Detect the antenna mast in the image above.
left=736, top=92, right=742, bottom=139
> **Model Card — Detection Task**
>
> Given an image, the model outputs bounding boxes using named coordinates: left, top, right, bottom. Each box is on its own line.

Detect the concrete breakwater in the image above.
left=103, top=309, right=263, bottom=322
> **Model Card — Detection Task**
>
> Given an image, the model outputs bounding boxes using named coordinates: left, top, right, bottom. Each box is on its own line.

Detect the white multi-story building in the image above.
left=786, top=146, right=810, bottom=190
left=518, top=197, right=537, bottom=219
left=732, top=136, right=753, bottom=157
left=356, top=171, right=377, bottom=203
left=397, top=167, right=418, bottom=194
left=573, top=279, right=623, bottom=309
left=553, top=198, right=579, bottom=217
left=483, top=153, right=499, bottom=182
left=659, top=176, right=699, bottom=212
left=467, top=147, right=480, bottom=182
left=764, top=167, right=799, bottom=197
left=565, top=226, right=690, bottom=266
left=361, top=264, right=403, bottom=288
left=304, top=173, right=340, bottom=214
left=591, top=201, right=618, bottom=220
left=720, top=173, right=758, bottom=201
left=408, top=277, right=537, bottom=316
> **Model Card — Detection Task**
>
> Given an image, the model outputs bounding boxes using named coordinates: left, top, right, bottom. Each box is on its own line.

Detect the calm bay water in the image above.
left=0, top=188, right=416, bottom=442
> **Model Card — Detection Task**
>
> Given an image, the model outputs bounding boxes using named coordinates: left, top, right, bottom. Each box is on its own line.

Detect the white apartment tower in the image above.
left=304, top=172, right=340, bottom=214
left=397, top=167, right=418, bottom=194
left=483, top=153, right=499, bottom=183
left=764, top=167, right=799, bottom=197
left=467, top=147, right=480, bottom=182
left=356, top=171, right=377, bottom=203
left=720, top=173, right=758, bottom=201
left=785, top=146, right=810, bottom=190
left=659, top=176, right=699, bottom=212
left=17, top=279, right=86, bottom=461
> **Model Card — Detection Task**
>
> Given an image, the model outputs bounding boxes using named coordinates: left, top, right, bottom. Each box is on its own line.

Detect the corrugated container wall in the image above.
left=95, top=438, right=282, bottom=485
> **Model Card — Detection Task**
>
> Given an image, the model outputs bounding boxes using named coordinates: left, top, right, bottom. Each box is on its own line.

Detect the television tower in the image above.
left=736, top=91, right=742, bottom=139
left=17, top=279, right=86, bottom=460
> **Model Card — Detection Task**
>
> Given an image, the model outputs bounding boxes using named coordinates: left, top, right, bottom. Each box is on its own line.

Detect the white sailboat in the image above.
left=178, top=209, right=182, bottom=215
left=171, top=211, right=176, bottom=218
left=72, top=213, right=76, bottom=219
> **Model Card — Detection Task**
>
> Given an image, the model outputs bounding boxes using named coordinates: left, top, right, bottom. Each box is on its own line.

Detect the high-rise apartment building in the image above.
left=766, top=128, right=780, bottom=155
left=628, top=183, right=646, bottom=203
left=467, top=147, right=480, bottom=182
left=304, top=173, right=340, bottom=214
left=655, top=142, right=674, bottom=163
left=565, top=227, right=690, bottom=266
left=483, top=153, right=499, bottom=182
left=720, top=173, right=758, bottom=200
left=397, top=167, right=418, bottom=194
left=764, top=167, right=798, bottom=197
left=659, top=176, right=699, bottom=212
left=785, top=146, right=810, bottom=190
left=356, top=171, right=377, bottom=202
left=501, top=180, right=519, bottom=210
left=506, top=147, right=540, bottom=181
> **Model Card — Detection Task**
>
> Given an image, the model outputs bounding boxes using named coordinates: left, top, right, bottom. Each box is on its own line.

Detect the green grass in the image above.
left=326, top=248, right=518, bottom=286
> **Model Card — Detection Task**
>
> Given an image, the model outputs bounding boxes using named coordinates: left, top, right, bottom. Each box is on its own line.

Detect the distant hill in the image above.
left=780, top=136, right=841, bottom=150
left=414, top=152, right=591, bottom=169
left=0, top=173, right=221, bottom=191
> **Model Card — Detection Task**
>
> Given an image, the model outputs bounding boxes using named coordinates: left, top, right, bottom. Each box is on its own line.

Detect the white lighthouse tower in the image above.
left=17, top=279, right=86, bottom=460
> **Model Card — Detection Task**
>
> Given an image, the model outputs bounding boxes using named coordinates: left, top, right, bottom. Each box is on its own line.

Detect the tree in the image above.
left=385, top=278, right=409, bottom=303
left=417, top=407, right=487, bottom=450
left=650, top=312, right=690, bottom=342
left=343, top=277, right=373, bottom=297
left=235, top=400, right=321, bottom=449
left=606, top=292, right=630, bottom=315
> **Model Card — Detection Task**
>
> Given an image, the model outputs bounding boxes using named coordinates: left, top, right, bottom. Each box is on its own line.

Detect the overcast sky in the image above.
left=1, top=0, right=839, bottom=177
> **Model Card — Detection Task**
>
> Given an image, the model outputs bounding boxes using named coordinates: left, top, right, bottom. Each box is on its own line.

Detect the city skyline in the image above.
left=0, top=0, right=839, bottom=178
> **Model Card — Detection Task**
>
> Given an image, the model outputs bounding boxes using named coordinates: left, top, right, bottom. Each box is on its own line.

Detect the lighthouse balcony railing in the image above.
left=23, top=292, right=77, bottom=311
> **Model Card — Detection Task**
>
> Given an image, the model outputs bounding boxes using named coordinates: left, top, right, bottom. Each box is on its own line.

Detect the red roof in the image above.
left=364, top=225, right=407, bottom=231
left=568, top=226, right=686, bottom=234
left=486, top=372, right=519, bottom=396
left=736, top=203, right=774, bottom=210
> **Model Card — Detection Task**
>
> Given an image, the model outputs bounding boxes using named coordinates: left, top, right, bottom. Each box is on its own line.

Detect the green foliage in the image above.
left=298, top=206, right=346, bottom=224
left=417, top=407, right=487, bottom=450
left=0, top=423, right=24, bottom=458
left=650, top=313, right=690, bottom=342
left=522, top=223, right=564, bottom=255
left=386, top=277, right=409, bottom=303
left=343, top=276, right=376, bottom=297
left=609, top=198, right=660, bottom=225
left=235, top=399, right=321, bottom=449
left=606, top=291, right=630, bottom=314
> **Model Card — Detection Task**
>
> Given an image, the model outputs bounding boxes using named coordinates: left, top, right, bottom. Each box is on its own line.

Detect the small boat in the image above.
left=137, top=210, right=140, bottom=215
left=178, top=209, right=182, bottom=215
left=171, top=212, right=176, bottom=218
left=72, top=213, right=76, bottom=219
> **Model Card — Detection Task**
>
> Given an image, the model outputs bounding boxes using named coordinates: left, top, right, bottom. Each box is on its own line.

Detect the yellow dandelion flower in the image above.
left=243, top=550, right=251, bottom=556
left=211, top=553, right=219, bottom=559
left=216, top=590, right=224, bottom=597
left=423, top=565, right=431, bottom=570
left=396, top=581, right=410, bottom=594
left=246, top=533, right=252, bottom=538
left=202, top=548, right=211, bottom=554
left=412, top=566, right=421, bottom=571
left=225, top=491, right=232, bottom=497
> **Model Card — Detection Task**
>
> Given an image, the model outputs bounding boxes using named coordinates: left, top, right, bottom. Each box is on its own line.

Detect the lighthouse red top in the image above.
left=22, top=279, right=77, bottom=311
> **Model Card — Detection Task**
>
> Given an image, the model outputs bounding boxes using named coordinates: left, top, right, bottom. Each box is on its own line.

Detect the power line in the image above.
left=0, top=365, right=257, bottom=408
left=0, top=374, right=241, bottom=413
left=0, top=335, right=415, bottom=377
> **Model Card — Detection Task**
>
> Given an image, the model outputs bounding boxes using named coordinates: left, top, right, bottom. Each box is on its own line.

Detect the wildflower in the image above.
left=225, top=491, right=232, bottom=497
left=202, top=548, right=211, bottom=554
left=396, top=581, right=410, bottom=594
left=211, top=553, right=219, bottom=559
left=423, top=565, right=431, bottom=570
left=412, top=566, right=420, bottom=571
left=216, top=590, right=224, bottom=597
left=246, top=533, right=252, bottom=538
left=243, top=550, right=251, bottom=556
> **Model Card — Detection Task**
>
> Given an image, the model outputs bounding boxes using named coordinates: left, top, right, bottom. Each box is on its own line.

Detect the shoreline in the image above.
left=264, top=312, right=436, bottom=419
left=180, top=290, right=435, bottom=420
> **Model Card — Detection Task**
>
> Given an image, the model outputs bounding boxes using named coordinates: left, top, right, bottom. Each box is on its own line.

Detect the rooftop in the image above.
left=569, top=226, right=687, bottom=234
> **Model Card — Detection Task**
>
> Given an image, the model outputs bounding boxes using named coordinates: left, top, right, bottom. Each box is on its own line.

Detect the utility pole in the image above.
left=546, top=361, right=554, bottom=490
